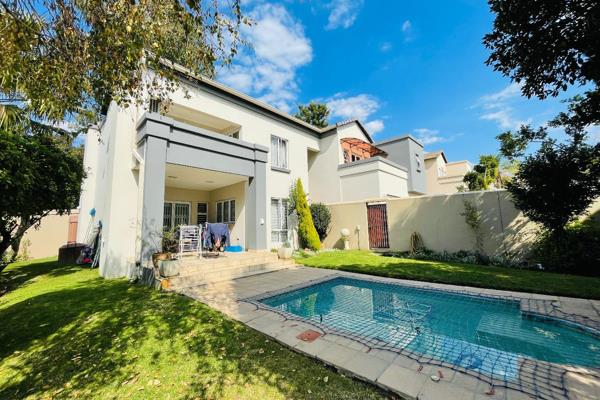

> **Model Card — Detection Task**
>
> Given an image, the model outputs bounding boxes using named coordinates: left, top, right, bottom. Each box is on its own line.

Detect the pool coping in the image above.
left=241, top=273, right=600, bottom=400
left=175, top=266, right=600, bottom=400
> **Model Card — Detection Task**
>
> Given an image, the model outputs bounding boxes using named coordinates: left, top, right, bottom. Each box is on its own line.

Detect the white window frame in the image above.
left=196, top=202, right=208, bottom=225
left=271, top=198, right=289, bottom=245
left=163, top=201, right=191, bottom=230
left=216, top=199, right=236, bottom=224
left=271, top=135, right=288, bottom=169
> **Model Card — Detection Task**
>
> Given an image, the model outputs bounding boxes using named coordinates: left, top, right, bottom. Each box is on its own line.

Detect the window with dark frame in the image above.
left=216, top=200, right=236, bottom=224
left=197, top=202, right=208, bottom=225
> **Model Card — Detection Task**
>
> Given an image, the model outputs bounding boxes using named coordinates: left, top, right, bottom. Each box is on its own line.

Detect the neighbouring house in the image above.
left=424, top=151, right=473, bottom=195
left=374, top=135, right=427, bottom=196
left=76, top=65, right=414, bottom=278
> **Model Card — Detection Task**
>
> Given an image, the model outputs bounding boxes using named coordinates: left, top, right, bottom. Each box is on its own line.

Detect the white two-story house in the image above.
left=77, top=66, right=415, bottom=279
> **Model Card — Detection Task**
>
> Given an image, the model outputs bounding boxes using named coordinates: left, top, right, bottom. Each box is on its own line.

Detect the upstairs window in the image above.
left=415, top=154, right=422, bottom=172
left=271, top=135, right=288, bottom=169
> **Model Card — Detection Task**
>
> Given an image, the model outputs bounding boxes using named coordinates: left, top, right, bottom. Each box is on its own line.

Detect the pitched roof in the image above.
left=321, top=120, right=373, bottom=143
left=424, top=151, right=448, bottom=163
left=159, top=59, right=374, bottom=142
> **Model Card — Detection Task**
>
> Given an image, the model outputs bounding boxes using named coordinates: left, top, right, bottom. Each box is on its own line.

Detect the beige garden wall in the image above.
left=323, top=191, right=547, bottom=258
left=17, top=210, right=78, bottom=259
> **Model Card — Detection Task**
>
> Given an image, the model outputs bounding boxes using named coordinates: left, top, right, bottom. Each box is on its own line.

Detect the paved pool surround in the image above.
left=173, top=266, right=600, bottom=400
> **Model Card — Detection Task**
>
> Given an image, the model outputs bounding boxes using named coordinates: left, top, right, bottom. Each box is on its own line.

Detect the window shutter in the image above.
left=197, top=202, right=208, bottom=225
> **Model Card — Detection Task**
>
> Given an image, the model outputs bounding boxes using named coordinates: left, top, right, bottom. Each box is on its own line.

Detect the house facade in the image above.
left=77, top=69, right=412, bottom=278
left=424, top=151, right=473, bottom=195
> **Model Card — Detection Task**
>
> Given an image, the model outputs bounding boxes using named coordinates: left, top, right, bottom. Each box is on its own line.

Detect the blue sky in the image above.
left=218, top=0, right=593, bottom=163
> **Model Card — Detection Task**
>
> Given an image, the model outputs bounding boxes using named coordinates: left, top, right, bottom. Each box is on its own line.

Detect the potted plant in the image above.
left=278, top=242, right=293, bottom=259
left=152, top=228, right=177, bottom=267
left=157, top=228, right=181, bottom=277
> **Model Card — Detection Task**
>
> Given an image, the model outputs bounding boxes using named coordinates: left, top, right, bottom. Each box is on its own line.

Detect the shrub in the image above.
left=290, top=179, right=320, bottom=251
left=409, top=232, right=425, bottom=254
left=530, top=220, right=600, bottom=276
left=385, top=248, right=524, bottom=269
left=310, top=203, right=331, bottom=242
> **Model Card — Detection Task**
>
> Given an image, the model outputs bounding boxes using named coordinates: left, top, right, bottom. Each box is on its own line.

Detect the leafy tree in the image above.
left=295, top=102, right=330, bottom=128
left=0, top=105, right=84, bottom=271
left=484, top=0, right=599, bottom=133
left=485, top=1, right=600, bottom=236
left=290, top=179, right=320, bottom=251
left=498, top=127, right=600, bottom=235
left=309, top=203, right=331, bottom=242
left=462, top=155, right=501, bottom=191
left=1, top=0, right=247, bottom=122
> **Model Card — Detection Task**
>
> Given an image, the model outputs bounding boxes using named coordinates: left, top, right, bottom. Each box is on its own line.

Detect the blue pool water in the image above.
left=259, top=277, right=600, bottom=380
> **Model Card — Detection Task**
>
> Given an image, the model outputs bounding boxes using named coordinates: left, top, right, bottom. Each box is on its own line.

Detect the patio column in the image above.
left=246, top=147, right=268, bottom=250
left=140, top=135, right=167, bottom=269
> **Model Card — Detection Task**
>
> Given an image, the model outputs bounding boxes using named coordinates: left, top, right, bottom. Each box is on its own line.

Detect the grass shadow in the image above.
left=0, top=262, right=383, bottom=400
left=0, top=258, right=83, bottom=296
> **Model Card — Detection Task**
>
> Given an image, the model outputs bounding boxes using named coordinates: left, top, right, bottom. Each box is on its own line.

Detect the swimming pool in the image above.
left=256, top=276, right=600, bottom=384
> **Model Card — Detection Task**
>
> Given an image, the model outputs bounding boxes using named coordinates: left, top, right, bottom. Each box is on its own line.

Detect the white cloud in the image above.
left=327, top=94, right=379, bottom=121
left=401, top=20, right=411, bottom=32
left=218, top=3, right=312, bottom=112
left=479, top=82, right=522, bottom=106
left=414, top=128, right=448, bottom=145
left=475, top=83, right=532, bottom=130
left=364, top=119, right=384, bottom=135
left=480, top=108, right=531, bottom=130
left=588, top=125, right=600, bottom=143
left=326, top=93, right=384, bottom=135
left=379, top=42, right=392, bottom=52
left=325, top=0, right=364, bottom=30
left=401, top=20, right=414, bottom=42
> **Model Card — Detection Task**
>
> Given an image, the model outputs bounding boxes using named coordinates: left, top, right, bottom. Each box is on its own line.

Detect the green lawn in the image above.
left=0, top=258, right=384, bottom=400
left=296, top=250, right=600, bottom=299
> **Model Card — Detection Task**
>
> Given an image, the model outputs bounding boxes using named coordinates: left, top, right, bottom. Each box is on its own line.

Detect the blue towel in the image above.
left=204, top=223, right=231, bottom=248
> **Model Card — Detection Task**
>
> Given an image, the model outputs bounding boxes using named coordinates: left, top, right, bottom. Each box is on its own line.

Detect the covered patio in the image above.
left=136, top=113, right=269, bottom=270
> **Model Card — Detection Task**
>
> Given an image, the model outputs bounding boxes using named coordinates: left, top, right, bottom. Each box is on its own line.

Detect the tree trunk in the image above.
left=10, top=236, right=23, bottom=263
left=0, top=236, right=12, bottom=273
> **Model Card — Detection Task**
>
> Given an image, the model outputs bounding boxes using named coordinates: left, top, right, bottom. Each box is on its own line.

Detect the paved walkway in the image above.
left=176, top=266, right=600, bottom=400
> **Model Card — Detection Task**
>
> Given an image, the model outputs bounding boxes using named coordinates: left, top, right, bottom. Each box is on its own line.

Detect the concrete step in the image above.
left=169, top=259, right=296, bottom=288
left=178, top=253, right=281, bottom=276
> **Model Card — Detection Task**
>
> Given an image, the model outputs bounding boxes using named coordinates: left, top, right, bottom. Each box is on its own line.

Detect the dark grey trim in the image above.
left=137, top=113, right=267, bottom=153
left=271, top=165, right=291, bottom=174
left=136, top=113, right=268, bottom=178
left=337, top=156, right=408, bottom=172
left=137, top=113, right=269, bottom=256
left=375, top=134, right=424, bottom=148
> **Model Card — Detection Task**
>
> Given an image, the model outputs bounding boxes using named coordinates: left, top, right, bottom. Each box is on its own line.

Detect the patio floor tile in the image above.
left=340, top=351, right=391, bottom=381
left=376, top=364, right=427, bottom=400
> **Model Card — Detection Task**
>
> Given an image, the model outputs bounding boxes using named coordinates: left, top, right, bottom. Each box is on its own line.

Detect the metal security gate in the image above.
left=367, top=203, right=389, bottom=249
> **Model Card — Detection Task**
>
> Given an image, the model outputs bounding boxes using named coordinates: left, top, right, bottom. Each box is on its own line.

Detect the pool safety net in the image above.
left=243, top=275, right=600, bottom=400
